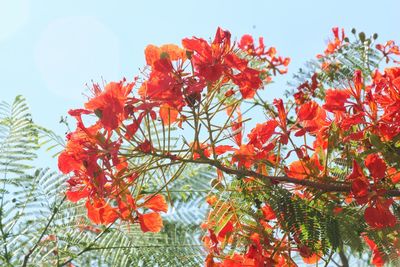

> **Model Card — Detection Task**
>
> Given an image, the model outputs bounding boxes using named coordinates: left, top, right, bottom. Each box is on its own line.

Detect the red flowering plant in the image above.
left=59, top=27, right=400, bottom=266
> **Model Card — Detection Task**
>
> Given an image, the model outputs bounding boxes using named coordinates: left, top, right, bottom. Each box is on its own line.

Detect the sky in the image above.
left=0, top=0, right=399, bottom=160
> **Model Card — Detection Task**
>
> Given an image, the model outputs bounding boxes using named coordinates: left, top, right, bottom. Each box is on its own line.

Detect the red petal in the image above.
left=261, top=205, right=277, bottom=220
left=142, top=194, right=168, bottom=212
left=145, top=45, right=161, bottom=66
left=347, top=160, right=365, bottom=180
left=302, top=253, right=319, bottom=264
left=351, top=178, right=369, bottom=200
left=247, top=120, right=278, bottom=149
left=66, top=188, right=89, bottom=202
left=86, top=199, right=118, bottom=225
left=286, top=160, right=309, bottom=179
left=214, top=145, right=235, bottom=155
left=218, top=221, right=234, bottom=239
left=364, top=205, right=396, bottom=229
left=138, top=212, right=163, bottom=233
left=159, top=104, right=179, bottom=125
left=365, top=154, right=387, bottom=181
left=297, top=101, right=319, bottom=121
left=322, top=89, right=350, bottom=113
left=363, top=236, right=385, bottom=267
left=58, top=151, right=80, bottom=174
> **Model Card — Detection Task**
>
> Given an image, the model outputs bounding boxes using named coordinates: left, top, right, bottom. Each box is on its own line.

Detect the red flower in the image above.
left=323, top=27, right=345, bottom=55
left=86, top=199, right=118, bottom=225
left=230, top=68, right=262, bottom=99
left=286, top=160, right=309, bottom=180
left=145, top=44, right=186, bottom=67
left=238, top=34, right=256, bottom=54
left=363, top=236, right=386, bottom=267
left=347, top=161, right=370, bottom=203
left=351, top=178, right=370, bottom=201
left=365, top=154, right=387, bottom=181
left=182, top=27, right=231, bottom=83
left=376, top=40, right=400, bottom=64
left=353, top=69, right=363, bottom=97
left=364, top=199, right=396, bottom=229
left=286, top=154, right=323, bottom=180
left=232, top=144, right=256, bottom=168
left=137, top=140, right=153, bottom=153
left=387, top=167, right=400, bottom=184
left=58, top=122, right=103, bottom=175
left=228, top=107, right=243, bottom=146
left=192, top=142, right=211, bottom=160
left=183, top=28, right=264, bottom=99
left=297, top=100, right=320, bottom=121
left=261, top=205, right=276, bottom=220
left=141, top=44, right=188, bottom=108
left=247, top=120, right=278, bottom=149
left=295, top=101, right=328, bottom=136
left=217, top=221, right=234, bottom=239
left=214, top=145, right=235, bottom=155
left=117, top=195, right=136, bottom=220
left=323, top=89, right=350, bottom=113
left=85, top=80, right=134, bottom=131
left=138, top=212, right=163, bottom=233
left=364, top=206, right=396, bottom=229
left=159, top=104, right=179, bottom=125
left=141, top=194, right=168, bottom=213
left=301, top=253, right=320, bottom=265
left=139, top=67, right=185, bottom=108
left=220, top=254, right=254, bottom=267
left=66, top=187, right=89, bottom=202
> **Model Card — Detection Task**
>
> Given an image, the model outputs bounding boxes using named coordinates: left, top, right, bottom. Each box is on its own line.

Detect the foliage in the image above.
left=0, top=96, right=208, bottom=266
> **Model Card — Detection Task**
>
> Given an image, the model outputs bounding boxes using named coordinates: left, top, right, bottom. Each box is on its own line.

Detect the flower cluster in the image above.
left=58, top=28, right=288, bottom=233
left=59, top=27, right=399, bottom=266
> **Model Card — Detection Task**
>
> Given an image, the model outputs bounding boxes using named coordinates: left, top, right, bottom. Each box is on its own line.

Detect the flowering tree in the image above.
left=58, top=27, right=400, bottom=266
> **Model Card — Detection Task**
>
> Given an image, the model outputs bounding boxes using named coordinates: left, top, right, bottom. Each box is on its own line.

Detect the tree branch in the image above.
left=22, top=196, right=66, bottom=267
left=151, top=152, right=400, bottom=197
left=207, top=158, right=400, bottom=197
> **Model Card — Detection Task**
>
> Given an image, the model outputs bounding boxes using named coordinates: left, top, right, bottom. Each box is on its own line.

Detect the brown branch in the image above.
left=206, top=159, right=400, bottom=197
left=338, top=250, right=349, bottom=267
left=151, top=151, right=400, bottom=197
left=22, top=196, right=66, bottom=267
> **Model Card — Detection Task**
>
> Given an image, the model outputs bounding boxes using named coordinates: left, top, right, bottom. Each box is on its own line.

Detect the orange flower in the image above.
left=261, top=205, right=276, bottom=220
left=364, top=199, right=397, bottom=229
left=66, top=187, right=89, bottom=202
left=286, top=154, right=323, bottom=180
left=159, top=104, right=179, bottom=125
left=363, top=236, right=386, bottom=267
left=182, top=27, right=231, bottom=83
left=322, top=89, right=350, bottom=113
left=232, top=144, right=256, bottom=168
left=247, top=120, right=278, bottom=149
left=86, top=199, right=118, bottom=225
left=214, top=145, right=235, bottom=155
left=85, top=79, right=134, bottom=131
left=286, top=160, right=309, bottom=179
left=138, top=212, right=163, bottom=233
left=324, top=27, right=345, bottom=55
left=141, top=194, right=168, bottom=213
left=387, top=167, right=400, bottom=184
left=301, top=253, right=320, bottom=265
left=365, top=154, right=387, bottom=181
left=145, top=44, right=185, bottom=67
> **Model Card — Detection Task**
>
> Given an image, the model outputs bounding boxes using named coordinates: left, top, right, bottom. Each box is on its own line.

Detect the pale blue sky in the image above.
left=1, top=0, right=399, bottom=155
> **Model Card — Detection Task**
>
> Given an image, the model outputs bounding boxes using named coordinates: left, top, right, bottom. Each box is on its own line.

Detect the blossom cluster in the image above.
left=58, top=27, right=400, bottom=266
